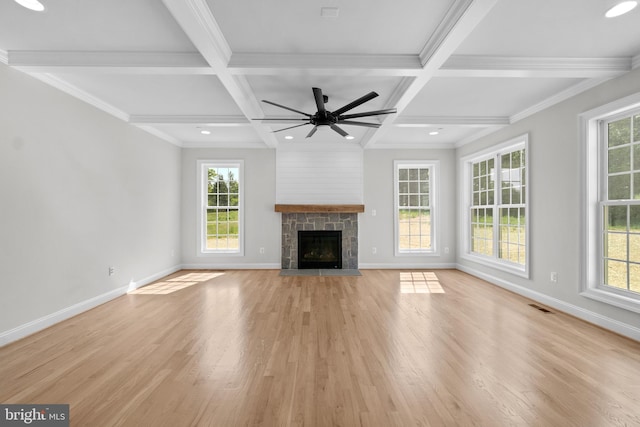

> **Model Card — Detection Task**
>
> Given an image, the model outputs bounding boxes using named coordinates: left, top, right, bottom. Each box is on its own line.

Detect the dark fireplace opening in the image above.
left=298, top=230, right=342, bottom=269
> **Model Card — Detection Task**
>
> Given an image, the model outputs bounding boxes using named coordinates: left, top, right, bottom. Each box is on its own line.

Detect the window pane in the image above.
left=420, top=194, right=429, bottom=206
left=606, top=232, right=627, bottom=260
left=409, top=169, right=419, bottom=180
left=604, top=260, right=628, bottom=289
left=630, top=264, right=640, bottom=293
left=399, top=195, right=408, bottom=206
left=608, top=174, right=631, bottom=200
left=409, top=182, right=419, bottom=193
left=631, top=205, right=640, bottom=232
left=399, top=169, right=408, bottom=180
left=409, top=195, right=419, bottom=206
left=634, top=145, right=640, bottom=170
left=635, top=173, right=640, bottom=200
left=634, top=115, right=640, bottom=142
left=608, top=146, right=630, bottom=173
left=608, top=117, right=631, bottom=147
left=420, top=169, right=429, bottom=180
left=606, top=205, right=627, bottom=230
left=399, top=182, right=408, bottom=193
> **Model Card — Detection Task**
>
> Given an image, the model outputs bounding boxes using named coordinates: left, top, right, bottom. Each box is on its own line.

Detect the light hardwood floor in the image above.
left=1, top=269, right=639, bottom=426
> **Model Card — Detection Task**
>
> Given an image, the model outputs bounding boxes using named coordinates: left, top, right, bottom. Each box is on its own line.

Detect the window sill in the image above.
left=580, top=287, right=640, bottom=314
left=461, top=253, right=529, bottom=279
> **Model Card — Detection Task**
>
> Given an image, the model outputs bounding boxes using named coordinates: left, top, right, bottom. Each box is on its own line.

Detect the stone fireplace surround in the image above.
left=276, top=205, right=363, bottom=270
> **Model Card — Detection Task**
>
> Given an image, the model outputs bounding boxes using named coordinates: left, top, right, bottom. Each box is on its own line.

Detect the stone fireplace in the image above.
left=276, top=205, right=363, bottom=270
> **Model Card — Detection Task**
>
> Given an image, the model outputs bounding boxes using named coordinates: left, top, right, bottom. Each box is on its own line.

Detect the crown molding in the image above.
left=454, top=125, right=507, bottom=148
left=8, top=50, right=212, bottom=74
left=510, top=77, right=611, bottom=123
left=181, top=140, right=268, bottom=149
left=30, top=73, right=129, bottom=122
left=134, top=125, right=183, bottom=147
left=439, top=55, right=631, bottom=78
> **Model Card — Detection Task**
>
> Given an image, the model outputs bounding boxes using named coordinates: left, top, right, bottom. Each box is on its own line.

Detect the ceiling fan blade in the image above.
left=273, top=123, right=311, bottom=133
left=338, top=108, right=397, bottom=120
left=262, top=100, right=311, bottom=117
left=331, top=91, right=379, bottom=116
left=253, top=118, right=309, bottom=121
left=330, top=124, right=349, bottom=138
left=337, top=120, right=381, bottom=128
left=306, top=126, right=318, bottom=138
left=312, top=87, right=326, bottom=115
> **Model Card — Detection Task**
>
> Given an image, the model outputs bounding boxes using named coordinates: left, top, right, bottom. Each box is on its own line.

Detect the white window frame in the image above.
left=580, top=92, right=640, bottom=313
left=393, top=160, right=439, bottom=256
left=197, top=160, right=244, bottom=256
left=460, top=135, right=529, bottom=278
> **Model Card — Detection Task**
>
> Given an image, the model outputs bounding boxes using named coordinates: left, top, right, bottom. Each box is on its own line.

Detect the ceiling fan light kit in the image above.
left=257, top=87, right=397, bottom=140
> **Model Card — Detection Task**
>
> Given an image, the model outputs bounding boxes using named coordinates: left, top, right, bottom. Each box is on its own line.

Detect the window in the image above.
left=198, top=160, right=243, bottom=255
left=461, top=135, right=528, bottom=276
left=394, top=160, right=438, bottom=255
left=581, top=93, right=640, bottom=313
left=602, top=113, right=640, bottom=293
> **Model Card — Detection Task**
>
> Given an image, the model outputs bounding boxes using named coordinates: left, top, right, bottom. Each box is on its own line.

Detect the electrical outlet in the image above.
left=108, top=266, right=115, bottom=276
left=550, top=272, right=558, bottom=283
left=372, top=247, right=377, bottom=254
left=444, top=247, right=450, bottom=254
left=259, top=247, right=265, bottom=254
left=371, top=209, right=377, bottom=217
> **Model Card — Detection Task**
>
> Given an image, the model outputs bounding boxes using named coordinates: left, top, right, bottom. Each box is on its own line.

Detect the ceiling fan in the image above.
left=257, top=87, right=397, bottom=138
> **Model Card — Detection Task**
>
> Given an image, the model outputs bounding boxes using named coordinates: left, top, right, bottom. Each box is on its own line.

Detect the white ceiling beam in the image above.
left=438, top=55, right=632, bottom=78
left=162, top=0, right=278, bottom=148
left=129, top=115, right=249, bottom=126
left=8, top=51, right=214, bottom=74
left=228, top=53, right=423, bottom=76
left=362, top=0, right=500, bottom=148
left=395, top=115, right=510, bottom=127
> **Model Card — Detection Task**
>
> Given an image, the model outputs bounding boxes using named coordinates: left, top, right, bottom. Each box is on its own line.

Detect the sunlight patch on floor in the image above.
left=399, top=271, right=445, bottom=294
left=129, top=271, right=225, bottom=295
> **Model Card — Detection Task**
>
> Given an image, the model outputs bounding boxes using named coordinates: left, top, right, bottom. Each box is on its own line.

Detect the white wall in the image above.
left=456, top=67, right=640, bottom=339
left=0, top=63, right=182, bottom=343
left=181, top=147, right=280, bottom=268
left=276, top=143, right=363, bottom=204
left=360, top=149, right=457, bottom=268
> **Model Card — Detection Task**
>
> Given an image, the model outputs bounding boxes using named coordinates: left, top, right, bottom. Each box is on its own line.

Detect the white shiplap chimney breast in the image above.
left=276, top=143, right=363, bottom=204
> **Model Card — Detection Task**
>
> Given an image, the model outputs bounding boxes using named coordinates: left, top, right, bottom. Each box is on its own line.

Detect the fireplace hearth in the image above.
left=298, top=230, right=342, bottom=269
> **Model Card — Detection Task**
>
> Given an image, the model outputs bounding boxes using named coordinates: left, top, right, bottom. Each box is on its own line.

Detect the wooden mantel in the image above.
left=275, top=204, right=365, bottom=213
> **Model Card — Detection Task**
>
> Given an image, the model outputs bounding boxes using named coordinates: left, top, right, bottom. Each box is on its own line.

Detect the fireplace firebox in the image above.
left=298, top=230, right=342, bottom=269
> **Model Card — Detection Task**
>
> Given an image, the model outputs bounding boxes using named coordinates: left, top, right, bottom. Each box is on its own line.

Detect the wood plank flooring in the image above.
left=1, top=269, right=639, bottom=426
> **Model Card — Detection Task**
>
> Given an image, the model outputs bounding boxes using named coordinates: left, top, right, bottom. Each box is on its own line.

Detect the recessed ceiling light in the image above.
left=14, top=0, right=45, bottom=11
left=429, top=131, right=440, bottom=136
left=284, top=135, right=294, bottom=140
left=605, top=1, right=637, bottom=17
left=200, top=130, right=211, bottom=135
left=345, top=135, right=355, bottom=140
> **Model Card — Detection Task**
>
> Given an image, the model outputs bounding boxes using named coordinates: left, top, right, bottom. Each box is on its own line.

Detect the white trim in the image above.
left=459, top=134, right=529, bottom=278
left=28, top=73, right=130, bottom=122
left=133, top=125, right=183, bottom=147
left=511, top=77, right=612, bottom=123
left=393, top=160, right=439, bottom=256
left=181, top=263, right=281, bottom=270
left=197, top=160, right=245, bottom=257
left=457, top=264, right=640, bottom=342
left=0, top=265, right=182, bottom=347
left=359, top=263, right=456, bottom=269
left=579, top=92, right=640, bottom=312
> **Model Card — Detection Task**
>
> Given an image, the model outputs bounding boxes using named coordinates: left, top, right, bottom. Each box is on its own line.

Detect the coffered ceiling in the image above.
left=1, top=0, right=639, bottom=148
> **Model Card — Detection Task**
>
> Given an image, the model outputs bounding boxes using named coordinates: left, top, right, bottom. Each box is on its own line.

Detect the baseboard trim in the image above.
left=359, top=263, right=457, bottom=269
left=0, top=264, right=182, bottom=347
left=180, top=263, right=281, bottom=270
left=456, top=264, right=640, bottom=342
